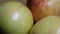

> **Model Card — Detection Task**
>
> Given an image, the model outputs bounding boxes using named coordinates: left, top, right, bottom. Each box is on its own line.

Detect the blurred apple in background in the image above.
left=27, top=0, right=60, bottom=22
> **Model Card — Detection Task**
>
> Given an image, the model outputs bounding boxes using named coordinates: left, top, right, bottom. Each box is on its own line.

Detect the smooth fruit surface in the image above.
left=27, top=0, right=60, bottom=22
left=1, top=1, right=33, bottom=34
left=30, top=16, right=60, bottom=34
left=0, top=0, right=27, bottom=5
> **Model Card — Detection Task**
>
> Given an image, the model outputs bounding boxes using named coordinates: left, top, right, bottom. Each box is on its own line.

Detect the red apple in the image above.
left=27, top=0, right=60, bottom=22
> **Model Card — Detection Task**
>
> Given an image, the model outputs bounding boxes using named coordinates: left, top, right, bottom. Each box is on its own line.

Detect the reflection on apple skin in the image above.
left=12, top=13, right=19, bottom=20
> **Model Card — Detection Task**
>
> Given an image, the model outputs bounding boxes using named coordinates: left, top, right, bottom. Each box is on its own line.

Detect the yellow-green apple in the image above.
left=30, top=16, right=60, bottom=34
left=1, top=1, right=33, bottom=34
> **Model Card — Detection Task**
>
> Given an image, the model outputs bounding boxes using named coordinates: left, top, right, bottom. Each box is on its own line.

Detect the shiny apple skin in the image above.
left=30, top=16, right=60, bottom=34
left=1, top=1, right=33, bottom=34
left=27, top=0, right=60, bottom=22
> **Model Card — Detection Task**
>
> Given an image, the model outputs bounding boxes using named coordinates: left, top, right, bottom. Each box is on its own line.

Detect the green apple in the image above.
left=30, top=16, right=60, bottom=34
left=1, top=1, right=33, bottom=34
left=0, top=0, right=27, bottom=5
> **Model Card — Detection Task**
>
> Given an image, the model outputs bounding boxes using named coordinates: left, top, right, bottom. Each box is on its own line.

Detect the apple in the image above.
left=27, top=0, right=60, bottom=22
left=1, top=1, right=33, bottom=34
left=0, top=0, right=27, bottom=5
left=30, top=16, right=60, bottom=34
